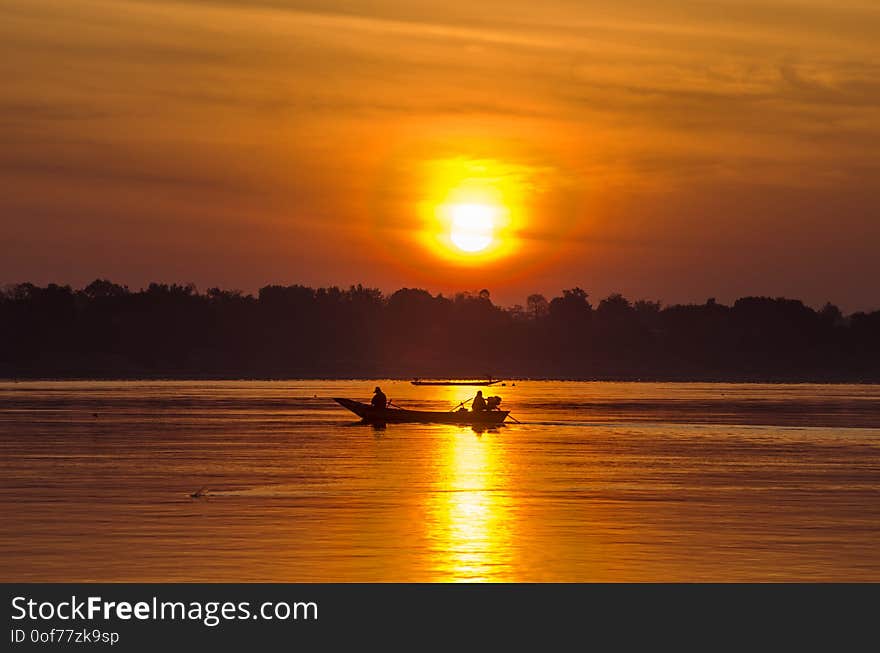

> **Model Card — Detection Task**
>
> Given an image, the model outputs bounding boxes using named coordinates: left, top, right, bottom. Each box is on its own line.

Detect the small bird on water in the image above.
left=190, top=486, right=207, bottom=499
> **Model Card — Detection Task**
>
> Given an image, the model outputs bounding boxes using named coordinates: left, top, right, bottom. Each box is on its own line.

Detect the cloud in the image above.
left=0, top=102, right=115, bottom=123
left=2, top=0, right=879, bottom=309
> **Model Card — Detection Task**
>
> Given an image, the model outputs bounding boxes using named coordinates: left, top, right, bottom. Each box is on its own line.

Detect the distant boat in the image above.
left=410, top=379, right=503, bottom=386
left=333, top=398, right=508, bottom=426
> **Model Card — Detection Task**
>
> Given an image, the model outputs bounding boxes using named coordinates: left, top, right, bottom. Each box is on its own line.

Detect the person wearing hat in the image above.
left=371, top=386, right=388, bottom=409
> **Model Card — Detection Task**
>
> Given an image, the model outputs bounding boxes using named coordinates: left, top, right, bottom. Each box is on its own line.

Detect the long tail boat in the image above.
left=410, top=379, right=503, bottom=386
left=333, top=398, right=508, bottom=426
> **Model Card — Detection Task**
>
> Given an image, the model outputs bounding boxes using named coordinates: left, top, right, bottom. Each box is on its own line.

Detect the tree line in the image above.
left=1, top=280, right=878, bottom=381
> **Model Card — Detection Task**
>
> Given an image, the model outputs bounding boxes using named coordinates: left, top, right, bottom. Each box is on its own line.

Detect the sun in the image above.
left=418, top=156, right=532, bottom=264
left=449, top=203, right=495, bottom=252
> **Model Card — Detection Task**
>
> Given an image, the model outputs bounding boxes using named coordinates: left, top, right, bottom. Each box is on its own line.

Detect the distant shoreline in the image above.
left=2, top=375, right=879, bottom=385
left=4, top=282, right=879, bottom=384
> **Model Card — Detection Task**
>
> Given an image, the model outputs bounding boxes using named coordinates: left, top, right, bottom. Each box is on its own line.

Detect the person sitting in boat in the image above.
left=486, top=395, right=502, bottom=411
left=472, top=390, right=487, bottom=412
left=371, top=386, right=388, bottom=409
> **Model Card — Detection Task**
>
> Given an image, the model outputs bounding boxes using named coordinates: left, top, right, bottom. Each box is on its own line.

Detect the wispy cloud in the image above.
left=1, top=0, right=879, bottom=308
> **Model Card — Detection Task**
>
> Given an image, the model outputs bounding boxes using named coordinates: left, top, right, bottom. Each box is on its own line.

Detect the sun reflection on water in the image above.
left=427, top=427, right=513, bottom=582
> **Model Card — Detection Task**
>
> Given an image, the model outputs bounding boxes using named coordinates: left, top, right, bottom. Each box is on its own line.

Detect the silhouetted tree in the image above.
left=82, top=279, right=129, bottom=299
left=549, top=288, right=592, bottom=323
left=596, top=293, right=632, bottom=320
left=820, top=302, right=844, bottom=326
left=526, top=293, right=549, bottom=320
left=0, top=281, right=877, bottom=381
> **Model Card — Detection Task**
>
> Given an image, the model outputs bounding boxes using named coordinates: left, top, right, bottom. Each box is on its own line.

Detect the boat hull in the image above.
left=333, top=398, right=508, bottom=425
left=411, top=380, right=502, bottom=386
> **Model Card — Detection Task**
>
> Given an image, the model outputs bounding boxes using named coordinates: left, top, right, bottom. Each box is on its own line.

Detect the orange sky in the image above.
left=2, top=0, right=879, bottom=310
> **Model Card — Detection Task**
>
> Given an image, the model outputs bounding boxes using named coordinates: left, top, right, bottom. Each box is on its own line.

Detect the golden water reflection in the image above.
left=4, top=381, right=880, bottom=582
left=426, top=427, right=514, bottom=582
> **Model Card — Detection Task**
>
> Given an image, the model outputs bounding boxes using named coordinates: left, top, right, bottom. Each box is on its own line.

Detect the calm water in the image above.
left=1, top=380, right=879, bottom=582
